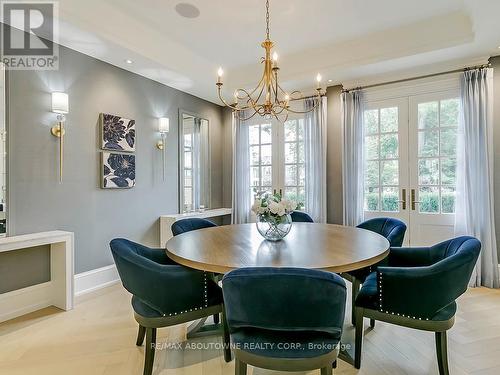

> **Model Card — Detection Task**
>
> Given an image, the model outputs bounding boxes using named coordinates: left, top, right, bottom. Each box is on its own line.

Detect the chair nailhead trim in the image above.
left=377, top=272, right=430, bottom=321
left=162, top=272, right=209, bottom=317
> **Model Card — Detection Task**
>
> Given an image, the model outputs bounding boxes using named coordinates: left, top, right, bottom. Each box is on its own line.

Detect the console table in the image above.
left=159, top=208, right=232, bottom=247
left=0, top=231, right=74, bottom=322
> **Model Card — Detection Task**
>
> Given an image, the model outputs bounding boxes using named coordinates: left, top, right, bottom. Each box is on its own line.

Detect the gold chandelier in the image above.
left=216, top=0, right=323, bottom=122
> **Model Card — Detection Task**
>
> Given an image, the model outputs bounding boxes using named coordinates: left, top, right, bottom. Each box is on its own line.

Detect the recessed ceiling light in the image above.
left=125, top=59, right=133, bottom=64
left=175, top=3, right=200, bottom=18
left=328, top=79, right=332, bottom=83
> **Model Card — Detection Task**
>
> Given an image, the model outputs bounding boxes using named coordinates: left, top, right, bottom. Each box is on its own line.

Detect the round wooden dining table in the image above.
left=165, top=223, right=390, bottom=274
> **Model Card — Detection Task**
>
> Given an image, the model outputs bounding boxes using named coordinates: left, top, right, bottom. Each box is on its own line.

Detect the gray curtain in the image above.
left=341, top=90, right=365, bottom=226
left=455, top=68, right=499, bottom=288
left=231, top=112, right=251, bottom=224
left=303, top=97, right=327, bottom=223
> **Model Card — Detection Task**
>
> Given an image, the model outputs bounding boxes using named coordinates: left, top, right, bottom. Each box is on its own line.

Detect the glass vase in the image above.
left=256, top=214, right=292, bottom=241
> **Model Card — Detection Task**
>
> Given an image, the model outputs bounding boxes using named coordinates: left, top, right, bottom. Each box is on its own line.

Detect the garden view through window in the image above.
left=364, top=97, right=459, bottom=214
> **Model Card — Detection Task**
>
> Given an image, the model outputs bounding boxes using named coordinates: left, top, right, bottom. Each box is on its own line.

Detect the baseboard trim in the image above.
left=0, top=282, right=53, bottom=323
left=74, top=264, right=120, bottom=297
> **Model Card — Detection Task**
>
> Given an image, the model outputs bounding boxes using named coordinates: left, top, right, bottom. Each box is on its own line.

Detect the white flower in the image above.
left=251, top=199, right=269, bottom=215
left=268, top=201, right=286, bottom=216
left=281, top=198, right=297, bottom=212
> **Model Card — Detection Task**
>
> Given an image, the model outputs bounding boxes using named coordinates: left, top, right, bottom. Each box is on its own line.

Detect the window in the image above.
left=417, top=98, right=458, bottom=213
left=248, top=117, right=306, bottom=208
left=364, top=107, right=400, bottom=212
left=183, top=131, right=194, bottom=212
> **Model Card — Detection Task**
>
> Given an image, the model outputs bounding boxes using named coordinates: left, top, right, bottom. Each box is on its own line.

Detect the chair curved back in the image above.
left=290, top=211, right=314, bottom=223
left=357, top=217, right=407, bottom=247
left=222, top=267, right=346, bottom=338
left=171, top=218, right=216, bottom=236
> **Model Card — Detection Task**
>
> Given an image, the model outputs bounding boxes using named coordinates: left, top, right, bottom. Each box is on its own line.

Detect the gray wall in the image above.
left=7, top=43, right=224, bottom=274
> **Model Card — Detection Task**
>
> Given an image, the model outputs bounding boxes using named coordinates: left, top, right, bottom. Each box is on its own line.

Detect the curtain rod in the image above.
left=341, top=63, right=491, bottom=93
left=289, top=93, right=326, bottom=102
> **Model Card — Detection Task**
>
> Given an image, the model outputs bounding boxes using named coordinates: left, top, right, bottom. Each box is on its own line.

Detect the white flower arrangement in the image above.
left=251, top=192, right=298, bottom=221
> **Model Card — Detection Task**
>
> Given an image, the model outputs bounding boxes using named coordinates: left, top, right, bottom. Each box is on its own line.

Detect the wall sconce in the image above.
left=50, top=92, right=69, bottom=182
left=157, top=117, right=169, bottom=180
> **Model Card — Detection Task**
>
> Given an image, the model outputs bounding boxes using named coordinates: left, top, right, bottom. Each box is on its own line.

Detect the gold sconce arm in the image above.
left=50, top=115, right=66, bottom=182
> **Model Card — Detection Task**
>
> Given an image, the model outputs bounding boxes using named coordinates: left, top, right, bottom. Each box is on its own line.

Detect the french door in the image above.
left=249, top=116, right=306, bottom=208
left=363, top=90, right=459, bottom=246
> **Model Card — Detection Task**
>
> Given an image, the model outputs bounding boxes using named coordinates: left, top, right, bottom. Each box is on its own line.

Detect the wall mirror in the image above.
left=179, top=111, right=210, bottom=213
left=0, top=63, right=7, bottom=236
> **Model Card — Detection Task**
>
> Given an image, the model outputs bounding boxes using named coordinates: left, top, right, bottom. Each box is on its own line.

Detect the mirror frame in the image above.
left=178, top=109, right=211, bottom=214
left=0, top=63, right=8, bottom=237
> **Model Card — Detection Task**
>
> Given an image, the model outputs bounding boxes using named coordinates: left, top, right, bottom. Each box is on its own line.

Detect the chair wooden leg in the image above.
left=435, top=331, right=450, bottom=375
left=221, top=309, right=232, bottom=362
left=321, top=365, right=333, bottom=375
left=143, top=327, right=157, bottom=375
left=235, top=358, right=247, bottom=375
left=354, top=307, right=364, bottom=369
left=370, top=319, right=375, bottom=328
left=136, top=325, right=146, bottom=346
left=351, top=278, right=361, bottom=326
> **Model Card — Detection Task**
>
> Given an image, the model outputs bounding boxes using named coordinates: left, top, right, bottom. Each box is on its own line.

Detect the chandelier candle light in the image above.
left=216, top=0, right=323, bottom=122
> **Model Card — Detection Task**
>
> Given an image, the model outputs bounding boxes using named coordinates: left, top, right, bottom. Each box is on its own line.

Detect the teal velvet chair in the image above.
left=171, top=217, right=221, bottom=325
left=222, top=267, right=347, bottom=375
left=354, top=236, right=481, bottom=374
left=290, top=211, right=314, bottom=223
left=171, top=217, right=216, bottom=236
left=110, top=238, right=231, bottom=375
left=344, top=217, right=407, bottom=327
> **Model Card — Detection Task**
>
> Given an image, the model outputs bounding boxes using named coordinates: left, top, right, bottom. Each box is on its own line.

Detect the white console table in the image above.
left=0, top=231, right=74, bottom=322
left=160, top=208, right=232, bottom=247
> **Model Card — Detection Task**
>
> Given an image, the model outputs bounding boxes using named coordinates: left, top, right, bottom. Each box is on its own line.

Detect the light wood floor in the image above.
left=0, top=283, right=499, bottom=375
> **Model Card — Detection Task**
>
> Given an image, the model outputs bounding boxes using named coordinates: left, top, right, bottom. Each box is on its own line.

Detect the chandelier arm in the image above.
left=237, top=72, right=266, bottom=99
left=218, top=87, right=251, bottom=111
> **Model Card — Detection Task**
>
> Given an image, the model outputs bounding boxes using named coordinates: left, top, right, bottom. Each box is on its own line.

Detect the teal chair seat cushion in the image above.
left=231, top=327, right=341, bottom=358
left=355, top=272, right=457, bottom=321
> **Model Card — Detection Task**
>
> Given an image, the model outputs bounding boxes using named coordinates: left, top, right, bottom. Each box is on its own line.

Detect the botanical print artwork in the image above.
left=101, top=113, right=136, bottom=152
left=101, top=152, right=136, bottom=188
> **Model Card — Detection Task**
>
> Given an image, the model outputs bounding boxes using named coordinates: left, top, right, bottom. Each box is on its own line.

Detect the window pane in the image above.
left=418, top=158, right=439, bottom=185
left=298, top=165, right=305, bottom=186
left=250, top=146, right=259, bottom=165
left=365, top=187, right=379, bottom=211
left=418, top=102, right=438, bottom=129
left=418, top=130, right=439, bottom=157
left=261, top=166, right=272, bottom=186
left=297, top=120, right=304, bottom=140
left=184, top=188, right=192, bottom=205
left=440, top=99, right=459, bottom=127
left=285, top=165, right=297, bottom=186
left=442, top=187, right=456, bottom=213
left=261, top=123, right=272, bottom=143
left=251, top=167, right=260, bottom=186
left=298, top=142, right=305, bottom=163
left=365, top=136, right=379, bottom=160
left=249, top=125, right=260, bottom=145
left=381, top=160, right=398, bottom=185
left=380, top=107, right=398, bottom=133
left=440, top=128, right=457, bottom=156
left=284, top=121, right=297, bottom=141
left=261, top=187, right=273, bottom=196
left=298, top=188, right=305, bottom=207
left=419, top=186, right=439, bottom=213
left=284, top=142, right=297, bottom=164
left=381, top=187, right=399, bottom=212
left=184, top=134, right=192, bottom=148
left=365, top=161, right=379, bottom=187
left=441, top=158, right=456, bottom=186
left=184, top=174, right=192, bottom=188
left=380, top=134, right=398, bottom=159
left=284, top=187, right=298, bottom=202
left=364, top=109, right=378, bottom=134
left=184, top=152, right=192, bottom=168
left=261, top=144, right=272, bottom=165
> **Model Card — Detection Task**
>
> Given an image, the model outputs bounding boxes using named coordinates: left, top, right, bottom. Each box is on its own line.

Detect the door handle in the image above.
left=411, top=189, right=422, bottom=210
left=398, top=188, right=407, bottom=210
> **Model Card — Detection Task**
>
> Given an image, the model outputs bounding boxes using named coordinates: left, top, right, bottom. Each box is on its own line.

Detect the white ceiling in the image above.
left=22, top=0, right=500, bottom=103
